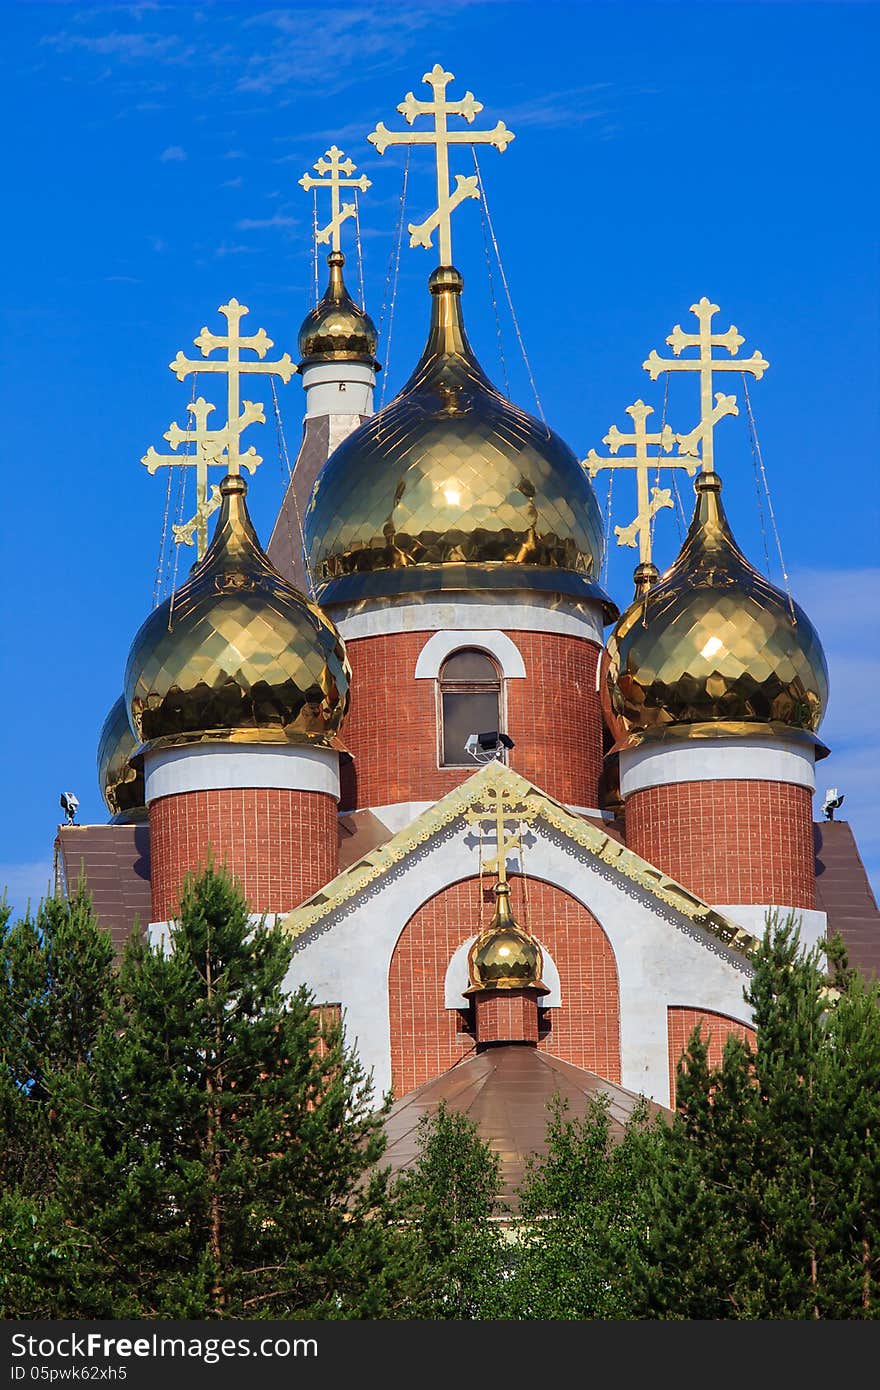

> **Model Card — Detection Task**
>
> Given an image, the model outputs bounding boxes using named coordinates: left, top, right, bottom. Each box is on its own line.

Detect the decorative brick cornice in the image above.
left=279, top=762, right=761, bottom=961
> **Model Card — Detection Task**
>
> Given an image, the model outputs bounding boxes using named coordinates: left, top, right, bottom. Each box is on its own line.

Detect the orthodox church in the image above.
left=55, top=68, right=879, bottom=1198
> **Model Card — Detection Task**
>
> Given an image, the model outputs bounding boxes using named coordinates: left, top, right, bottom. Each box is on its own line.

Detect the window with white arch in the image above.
left=438, top=649, right=503, bottom=767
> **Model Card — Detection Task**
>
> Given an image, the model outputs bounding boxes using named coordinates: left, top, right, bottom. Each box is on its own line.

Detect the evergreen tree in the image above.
left=49, top=865, right=405, bottom=1319
left=503, top=1093, right=665, bottom=1319
left=638, top=914, right=880, bottom=1319
left=392, top=1102, right=505, bottom=1318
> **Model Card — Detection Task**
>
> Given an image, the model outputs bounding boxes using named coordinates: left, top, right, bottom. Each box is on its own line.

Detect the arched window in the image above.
left=438, top=649, right=502, bottom=767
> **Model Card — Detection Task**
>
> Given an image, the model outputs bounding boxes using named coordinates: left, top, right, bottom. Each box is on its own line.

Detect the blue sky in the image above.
left=1, top=1, right=877, bottom=918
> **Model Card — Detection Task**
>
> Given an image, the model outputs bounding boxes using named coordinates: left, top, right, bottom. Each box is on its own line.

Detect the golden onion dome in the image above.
left=97, top=695, right=147, bottom=824
left=298, top=251, right=380, bottom=369
left=466, top=882, right=547, bottom=993
left=602, top=472, right=829, bottom=748
left=124, top=473, right=350, bottom=751
left=304, top=266, right=613, bottom=611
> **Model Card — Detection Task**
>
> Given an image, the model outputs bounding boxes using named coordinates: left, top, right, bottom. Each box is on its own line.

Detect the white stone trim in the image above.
left=144, top=743, right=340, bottom=802
left=717, top=905, right=828, bottom=952
left=413, top=630, right=526, bottom=680
left=620, top=736, right=816, bottom=796
left=335, top=593, right=605, bottom=644
left=444, top=935, right=561, bottom=1009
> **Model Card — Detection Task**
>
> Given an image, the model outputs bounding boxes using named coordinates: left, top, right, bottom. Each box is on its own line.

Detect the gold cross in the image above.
left=368, top=63, right=514, bottom=266
left=169, top=299, right=294, bottom=479
left=585, top=401, right=698, bottom=567
left=298, top=145, right=371, bottom=253
left=464, top=783, right=539, bottom=884
left=643, top=297, right=768, bottom=475
left=142, top=396, right=264, bottom=558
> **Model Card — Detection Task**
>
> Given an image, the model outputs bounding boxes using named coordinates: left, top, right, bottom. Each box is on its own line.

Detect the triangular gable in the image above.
left=280, top=763, right=760, bottom=962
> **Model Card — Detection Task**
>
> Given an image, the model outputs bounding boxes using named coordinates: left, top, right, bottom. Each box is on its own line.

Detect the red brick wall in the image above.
left=149, top=788, right=338, bottom=920
left=388, top=876, right=620, bottom=1097
left=625, top=779, right=815, bottom=908
left=339, top=629, right=603, bottom=812
left=474, top=989, right=540, bottom=1043
left=667, top=1006, right=756, bottom=1108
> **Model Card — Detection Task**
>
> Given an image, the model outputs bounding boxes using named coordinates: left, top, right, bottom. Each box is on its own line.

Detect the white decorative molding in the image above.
left=144, top=743, right=340, bottom=802
left=414, top=629, right=526, bottom=680
left=444, top=934, right=561, bottom=1009
left=717, top=904, right=828, bottom=951
left=334, top=593, right=605, bottom=644
left=620, top=736, right=816, bottom=796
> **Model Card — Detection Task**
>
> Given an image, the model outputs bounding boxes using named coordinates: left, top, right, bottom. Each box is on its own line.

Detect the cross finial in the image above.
left=298, top=145, right=370, bottom=254
left=585, top=401, right=698, bottom=572
left=643, top=297, right=769, bottom=475
left=368, top=63, right=514, bottom=266
left=143, top=300, right=294, bottom=558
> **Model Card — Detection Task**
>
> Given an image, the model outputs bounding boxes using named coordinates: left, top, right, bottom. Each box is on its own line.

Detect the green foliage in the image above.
left=392, top=1102, right=505, bottom=1318
left=636, top=913, right=880, bottom=1319
left=0, top=866, right=408, bottom=1319
left=503, top=1093, right=665, bottom=1318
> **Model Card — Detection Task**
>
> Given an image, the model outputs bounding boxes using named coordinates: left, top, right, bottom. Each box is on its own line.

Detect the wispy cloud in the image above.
left=502, top=83, right=613, bottom=131
left=43, top=29, right=196, bottom=65
left=105, top=274, right=141, bottom=283
left=1, top=861, right=53, bottom=922
left=236, top=214, right=297, bottom=230
left=793, top=567, right=880, bottom=897
left=222, top=176, right=244, bottom=190
left=159, top=144, right=186, bottom=162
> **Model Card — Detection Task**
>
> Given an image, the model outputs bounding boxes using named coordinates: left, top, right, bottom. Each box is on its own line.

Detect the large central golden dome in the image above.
left=602, top=472, right=829, bottom=747
left=125, top=474, right=350, bottom=751
left=304, top=267, right=610, bottom=609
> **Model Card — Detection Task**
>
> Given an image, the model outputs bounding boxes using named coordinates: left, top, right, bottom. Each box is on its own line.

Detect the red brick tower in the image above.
left=298, top=266, right=616, bottom=822
left=603, top=471, right=829, bottom=920
left=124, top=473, right=351, bottom=922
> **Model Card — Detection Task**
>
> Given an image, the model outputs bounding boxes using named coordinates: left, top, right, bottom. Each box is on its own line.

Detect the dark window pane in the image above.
left=442, top=691, right=500, bottom=765
left=440, top=649, right=498, bottom=682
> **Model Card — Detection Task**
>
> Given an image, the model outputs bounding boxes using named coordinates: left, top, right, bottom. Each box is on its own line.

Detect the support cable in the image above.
left=472, top=148, right=547, bottom=430
left=377, top=151, right=410, bottom=410
left=741, top=373, right=795, bottom=618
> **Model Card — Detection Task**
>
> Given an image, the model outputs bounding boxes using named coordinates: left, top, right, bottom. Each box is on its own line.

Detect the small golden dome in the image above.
left=304, top=266, right=612, bottom=611
left=602, top=472, right=829, bottom=747
left=467, top=882, right=546, bottom=992
left=125, top=474, right=350, bottom=751
left=97, top=695, right=147, bottom=823
left=298, top=252, right=379, bottom=368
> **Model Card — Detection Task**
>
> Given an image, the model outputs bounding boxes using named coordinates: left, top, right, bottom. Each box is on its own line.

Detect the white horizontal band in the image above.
left=620, top=737, right=816, bottom=796
left=302, top=362, right=375, bottom=419
left=334, top=593, right=605, bottom=643
left=717, top=905, right=827, bottom=951
left=144, top=743, right=340, bottom=801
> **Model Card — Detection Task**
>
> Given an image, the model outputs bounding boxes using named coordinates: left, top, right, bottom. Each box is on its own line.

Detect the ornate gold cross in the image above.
left=464, top=782, right=539, bottom=884
left=585, top=400, right=698, bottom=568
left=169, top=299, right=294, bottom=479
left=298, top=145, right=370, bottom=253
left=368, top=63, right=514, bottom=266
left=643, top=297, right=768, bottom=474
left=142, top=396, right=264, bottom=558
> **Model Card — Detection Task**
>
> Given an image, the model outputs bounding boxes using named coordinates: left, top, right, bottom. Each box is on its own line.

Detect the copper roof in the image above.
left=54, top=823, right=151, bottom=955
left=382, top=1044, right=667, bottom=1206
left=814, top=820, right=880, bottom=977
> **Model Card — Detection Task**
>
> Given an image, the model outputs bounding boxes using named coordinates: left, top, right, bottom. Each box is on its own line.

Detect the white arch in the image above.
left=413, top=629, right=526, bottom=680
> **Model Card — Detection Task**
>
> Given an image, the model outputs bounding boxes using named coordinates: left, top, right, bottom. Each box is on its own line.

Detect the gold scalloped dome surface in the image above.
left=298, top=252, right=379, bottom=367
left=467, top=883, right=545, bottom=991
left=602, top=473, right=829, bottom=744
left=97, top=695, right=147, bottom=823
left=304, top=266, right=610, bottom=608
left=124, top=474, right=350, bottom=750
